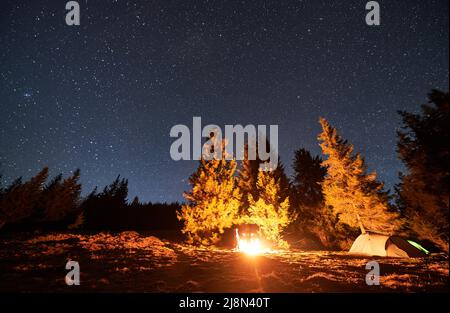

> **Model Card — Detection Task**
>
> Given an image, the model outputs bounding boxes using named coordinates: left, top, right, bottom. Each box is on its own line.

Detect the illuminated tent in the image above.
left=349, top=233, right=429, bottom=258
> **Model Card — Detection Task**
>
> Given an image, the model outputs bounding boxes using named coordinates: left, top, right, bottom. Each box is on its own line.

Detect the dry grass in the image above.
left=0, top=231, right=447, bottom=292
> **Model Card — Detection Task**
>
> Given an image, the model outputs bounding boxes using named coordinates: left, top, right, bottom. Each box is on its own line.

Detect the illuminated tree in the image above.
left=318, top=117, right=402, bottom=234
left=178, top=136, right=241, bottom=246
left=238, top=142, right=290, bottom=214
left=243, top=169, right=292, bottom=248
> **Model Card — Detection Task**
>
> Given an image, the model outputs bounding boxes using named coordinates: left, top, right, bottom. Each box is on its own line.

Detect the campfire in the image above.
left=235, top=224, right=268, bottom=255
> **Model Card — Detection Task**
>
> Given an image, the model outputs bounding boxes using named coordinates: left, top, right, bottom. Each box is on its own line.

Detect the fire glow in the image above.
left=238, top=237, right=263, bottom=255
left=235, top=228, right=267, bottom=255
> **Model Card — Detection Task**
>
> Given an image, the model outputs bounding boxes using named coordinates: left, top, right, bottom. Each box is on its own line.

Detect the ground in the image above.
left=0, top=231, right=448, bottom=292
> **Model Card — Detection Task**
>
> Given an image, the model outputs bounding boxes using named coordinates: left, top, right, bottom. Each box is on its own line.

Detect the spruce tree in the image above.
left=289, top=148, right=340, bottom=248
left=237, top=143, right=260, bottom=213
left=397, top=90, right=449, bottom=252
left=243, top=168, right=291, bottom=248
left=0, top=167, right=48, bottom=226
left=38, top=173, right=63, bottom=221
left=178, top=136, right=241, bottom=246
left=42, top=169, right=81, bottom=222
left=318, top=118, right=402, bottom=234
left=82, top=176, right=129, bottom=230
left=272, top=161, right=290, bottom=201
left=291, top=148, right=327, bottom=209
left=237, top=142, right=290, bottom=212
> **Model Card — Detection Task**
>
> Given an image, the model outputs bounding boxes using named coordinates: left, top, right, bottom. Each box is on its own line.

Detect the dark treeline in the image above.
left=82, top=177, right=181, bottom=231
left=0, top=170, right=182, bottom=232
left=0, top=90, right=448, bottom=252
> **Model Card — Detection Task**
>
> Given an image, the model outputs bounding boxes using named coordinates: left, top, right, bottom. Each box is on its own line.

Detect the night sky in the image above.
left=0, top=0, right=448, bottom=202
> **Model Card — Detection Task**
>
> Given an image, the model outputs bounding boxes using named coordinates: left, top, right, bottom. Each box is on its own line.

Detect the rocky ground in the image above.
left=0, top=231, right=447, bottom=292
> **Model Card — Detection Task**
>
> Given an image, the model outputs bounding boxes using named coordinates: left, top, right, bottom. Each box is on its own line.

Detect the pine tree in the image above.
left=0, top=167, right=49, bottom=226
left=68, top=211, right=84, bottom=230
left=237, top=143, right=260, bottom=213
left=291, top=148, right=327, bottom=209
left=272, top=161, right=290, bottom=201
left=289, top=148, right=339, bottom=248
left=397, top=90, right=449, bottom=252
left=178, top=136, right=241, bottom=246
left=102, top=175, right=129, bottom=204
left=38, top=173, right=63, bottom=221
left=131, top=196, right=140, bottom=206
left=42, top=169, right=81, bottom=222
left=243, top=169, right=292, bottom=248
left=82, top=176, right=129, bottom=230
left=237, top=142, right=290, bottom=212
left=318, top=118, right=402, bottom=234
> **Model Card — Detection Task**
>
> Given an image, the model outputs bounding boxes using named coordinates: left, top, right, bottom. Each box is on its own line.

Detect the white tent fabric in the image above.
left=349, top=233, right=427, bottom=258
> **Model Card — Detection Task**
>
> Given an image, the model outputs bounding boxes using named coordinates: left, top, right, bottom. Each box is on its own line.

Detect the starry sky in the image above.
left=0, top=0, right=448, bottom=202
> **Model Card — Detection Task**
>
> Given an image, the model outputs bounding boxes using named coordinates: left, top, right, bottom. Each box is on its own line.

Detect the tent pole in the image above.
left=357, top=213, right=366, bottom=234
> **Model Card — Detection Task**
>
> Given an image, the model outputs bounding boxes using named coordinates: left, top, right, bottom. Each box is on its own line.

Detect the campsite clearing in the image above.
left=0, top=232, right=447, bottom=292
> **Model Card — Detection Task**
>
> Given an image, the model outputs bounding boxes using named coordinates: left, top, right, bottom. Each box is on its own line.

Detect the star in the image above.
left=0, top=0, right=447, bottom=202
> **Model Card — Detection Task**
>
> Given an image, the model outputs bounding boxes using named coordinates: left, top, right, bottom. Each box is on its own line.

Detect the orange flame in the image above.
left=236, top=228, right=266, bottom=255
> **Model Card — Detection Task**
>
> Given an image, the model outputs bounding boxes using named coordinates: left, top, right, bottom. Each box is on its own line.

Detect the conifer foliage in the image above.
left=291, top=148, right=327, bottom=209
left=0, top=167, right=49, bottom=227
left=0, top=167, right=83, bottom=229
left=397, top=90, right=449, bottom=252
left=289, top=149, right=338, bottom=248
left=237, top=143, right=260, bottom=214
left=40, top=169, right=82, bottom=222
left=178, top=136, right=241, bottom=246
left=318, top=117, right=402, bottom=234
left=243, top=169, right=291, bottom=248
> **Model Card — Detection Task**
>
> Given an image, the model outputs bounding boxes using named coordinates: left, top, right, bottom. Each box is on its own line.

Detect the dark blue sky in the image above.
left=0, top=0, right=448, bottom=202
